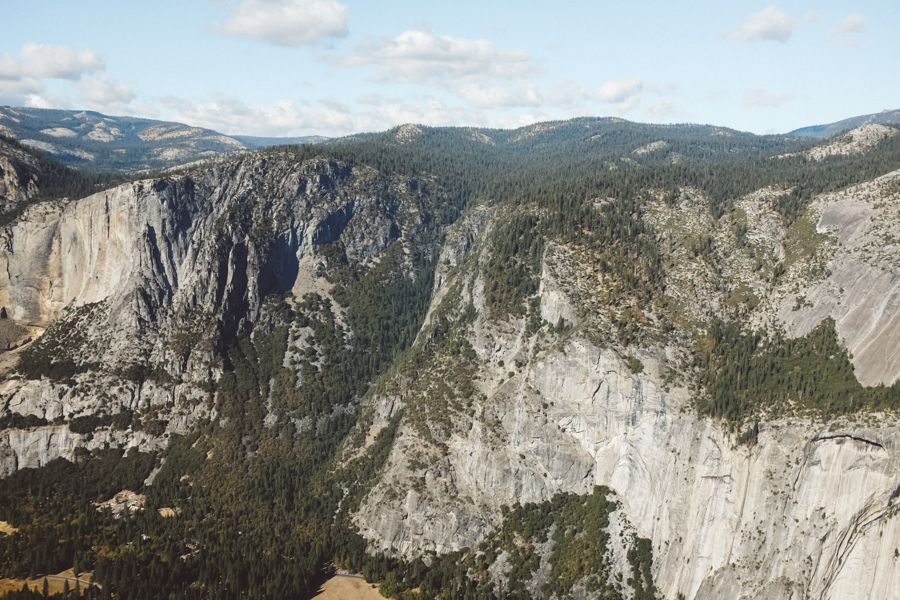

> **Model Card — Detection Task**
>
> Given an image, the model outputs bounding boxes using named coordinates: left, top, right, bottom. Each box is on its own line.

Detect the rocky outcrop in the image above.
left=778, top=168, right=900, bottom=385
left=0, top=138, right=40, bottom=210
left=0, top=426, right=81, bottom=475
left=0, top=424, right=169, bottom=477
left=806, top=124, right=898, bottom=161
left=0, top=154, right=437, bottom=357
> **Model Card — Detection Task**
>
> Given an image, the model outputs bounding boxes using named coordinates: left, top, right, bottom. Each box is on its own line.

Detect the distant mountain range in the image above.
left=0, top=106, right=248, bottom=171
left=0, top=107, right=330, bottom=172
left=789, top=109, right=900, bottom=138
left=2, top=105, right=898, bottom=173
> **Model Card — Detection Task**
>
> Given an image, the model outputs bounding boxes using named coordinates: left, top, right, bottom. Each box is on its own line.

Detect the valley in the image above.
left=0, top=112, right=899, bottom=600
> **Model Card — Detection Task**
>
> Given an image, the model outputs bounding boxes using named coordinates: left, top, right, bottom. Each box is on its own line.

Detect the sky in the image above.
left=1, top=1, right=897, bottom=137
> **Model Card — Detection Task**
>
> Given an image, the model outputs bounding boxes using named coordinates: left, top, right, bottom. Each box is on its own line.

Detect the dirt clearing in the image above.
left=311, top=574, right=387, bottom=600
left=0, top=569, right=94, bottom=595
left=0, top=521, right=17, bottom=535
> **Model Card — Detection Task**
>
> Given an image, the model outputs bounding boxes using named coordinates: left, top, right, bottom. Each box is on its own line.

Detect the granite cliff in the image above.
left=0, top=149, right=443, bottom=472
left=349, top=157, right=900, bottom=599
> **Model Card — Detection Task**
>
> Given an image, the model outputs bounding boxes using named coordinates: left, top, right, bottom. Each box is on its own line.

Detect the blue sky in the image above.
left=1, top=1, right=896, bottom=136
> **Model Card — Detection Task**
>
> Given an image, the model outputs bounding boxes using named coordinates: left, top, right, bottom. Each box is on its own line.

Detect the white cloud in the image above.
left=167, top=95, right=323, bottom=135
left=327, top=28, right=602, bottom=114
left=217, top=0, right=349, bottom=46
left=166, top=93, right=495, bottom=137
left=168, top=95, right=309, bottom=135
left=0, top=43, right=110, bottom=108
left=24, top=93, right=72, bottom=110
left=490, top=112, right=554, bottom=130
left=0, top=42, right=105, bottom=79
left=319, top=96, right=350, bottom=113
left=723, top=6, right=818, bottom=43
left=332, top=28, right=539, bottom=86
left=743, top=87, right=801, bottom=108
left=359, top=98, right=488, bottom=131
left=644, top=100, right=680, bottom=120
left=455, top=83, right=545, bottom=108
left=595, top=77, right=643, bottom=103
left=0, top=77, right=43, bottom=99
left=830, top=14, right=865, bottom=47
left=833, top=14, right=866, bottom=34
left=594, top=77, right=643, bottom=112
left=644, top=82, right=679, bottom=96
left=135, top=104, right=160, bottom=118
left=328, top=28, right=549, bottom=110
left=452, top=79, right=592, bottom=111
left=73, top=75, right=136, bottom=107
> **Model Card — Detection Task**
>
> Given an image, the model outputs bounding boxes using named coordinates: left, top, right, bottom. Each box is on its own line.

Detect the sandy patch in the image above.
left=0, top=570, right=93, bottom=595
left=95, top=490, right=145, bottom=516
left=0, top=521, right=17, bottom=535
left=311, top=575, right=387, bottom=600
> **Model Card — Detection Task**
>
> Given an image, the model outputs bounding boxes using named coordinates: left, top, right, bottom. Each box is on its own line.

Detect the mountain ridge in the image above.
left=789, top=109, right=900, bottom=138
left=5, top=104, right=893, bottom=171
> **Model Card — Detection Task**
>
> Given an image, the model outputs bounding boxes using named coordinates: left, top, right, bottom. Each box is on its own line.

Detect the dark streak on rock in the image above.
left=811, top=434, right=885, bottom=450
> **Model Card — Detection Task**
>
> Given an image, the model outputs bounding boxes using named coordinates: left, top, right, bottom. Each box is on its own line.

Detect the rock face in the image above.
left=0, top=153, right=435, bottom=349
left=0, top=426, right=81, bottom=474
left=0, top=424, right=167, bottom=477
left=0, top=152, right=442, bottom=473
left=353, top=183, right=900, bottom=600
left=778, top=169, right=900, bottom=386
